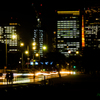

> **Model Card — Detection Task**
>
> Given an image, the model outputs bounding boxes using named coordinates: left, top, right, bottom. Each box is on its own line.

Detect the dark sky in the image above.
left=0, top=0, right=100, bottom=47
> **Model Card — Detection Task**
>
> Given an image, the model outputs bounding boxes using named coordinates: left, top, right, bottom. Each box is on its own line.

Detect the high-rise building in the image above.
left=33, top=28, right=44, bottom=58
left=0, top=23, right=20, bottom=52
left=56, top=11, right=81, bottom=57
left=32, top=3, right=46, bottom=59
left=84, top=6, right=100, bottom=49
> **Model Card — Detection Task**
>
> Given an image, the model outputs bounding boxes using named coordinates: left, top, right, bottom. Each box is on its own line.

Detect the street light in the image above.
left=76, top=51, right=79, bottom=54
left=12, top=34, right=17, bottom=39
left=20, top=42, right=24, bottom=69
left=32, top=42, right=36, bottom=46
left=43, top=46, right=47, bottom=50
left=32, top=46, right=36, bottom=50
left=68, top=50, right=71, bottom=54
left=25, top=50, right=29, bottom=54
left=5, top=34, right=17, bottom=71
left=20, top=43, right=24, bottom=47
left=35, top=53, right=39, bottom=57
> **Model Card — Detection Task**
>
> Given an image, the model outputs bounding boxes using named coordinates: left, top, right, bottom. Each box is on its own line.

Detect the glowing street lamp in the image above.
left=32, top=42, right=36, bottom=46
left=20, top=43, right=24, bottom=47
left=76, top=51, right=79, bottom=54
left=68, top=50, right=71, bottom=54
left=35, top=53, right=39, bottom=57
left=43, top=46, right=47, bottom=50
left=25, top=50, right=29, bottom=54
left=12, top=34, right=17, bottom=39
left=32, top=46, right=36, bottom=50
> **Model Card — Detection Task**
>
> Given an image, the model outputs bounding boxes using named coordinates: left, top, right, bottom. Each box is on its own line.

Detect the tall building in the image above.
left=56, top=11, right=81, bottom=57
left=84, top=6, right=100, bottom=49
left=32, top=3, right=46, bottom=59
left=0, top=23, right=20, bottom=52
left=33, top=28, right=44, bottom=58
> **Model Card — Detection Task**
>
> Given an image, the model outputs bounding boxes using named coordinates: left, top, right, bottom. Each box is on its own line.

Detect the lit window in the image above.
left=98, top=39, right=100, bottom=41
left=88, top=39, right=91, bottom=41
left=93, top=45, right=96, bottom=47
left=58, top=40, right=60, bottom=42
left=61, top=40, right=64, bottom=42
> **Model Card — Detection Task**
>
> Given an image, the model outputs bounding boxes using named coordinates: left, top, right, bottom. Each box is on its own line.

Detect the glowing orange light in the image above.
left=82, top=15, right=85, bottom=47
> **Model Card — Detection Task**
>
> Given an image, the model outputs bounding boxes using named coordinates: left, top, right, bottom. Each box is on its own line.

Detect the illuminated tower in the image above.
left=57, top=11, right=81, bottom=57
left=32, top=3, right=44, bottom=58
left=33, top=28, right=44, bottom=58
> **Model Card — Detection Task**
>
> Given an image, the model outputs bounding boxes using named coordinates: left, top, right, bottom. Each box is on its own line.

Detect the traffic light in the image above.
left=73, top=66, right=76, bottom=68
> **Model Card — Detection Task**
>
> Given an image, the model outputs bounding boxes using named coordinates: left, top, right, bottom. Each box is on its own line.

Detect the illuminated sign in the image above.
left=9, top=23, right=18, bottom=25
left=82, top=15, right=85, bottom=47
left=57, top=11, right=80, bottom=15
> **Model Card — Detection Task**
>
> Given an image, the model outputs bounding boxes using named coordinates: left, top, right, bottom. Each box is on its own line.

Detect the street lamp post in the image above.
left=42, top=46, right=47, bottom=71
left=32, top=42, right=36, bottom=66
left=6, top=37, right=7, bottom=71
left=76, top=51, right=79, bottom=55
left=20, top=43, right=24, bottom=69
left=25, top=50, right=29, bottom=68
left=5, top=34, right=17, bottom=71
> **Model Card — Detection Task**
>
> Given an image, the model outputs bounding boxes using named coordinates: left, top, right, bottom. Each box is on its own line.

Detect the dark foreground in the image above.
left=0, top=74, right=100, bottom=99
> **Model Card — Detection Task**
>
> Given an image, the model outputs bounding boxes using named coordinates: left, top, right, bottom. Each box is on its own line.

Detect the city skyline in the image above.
left=0, top=1, right=99, bottom=46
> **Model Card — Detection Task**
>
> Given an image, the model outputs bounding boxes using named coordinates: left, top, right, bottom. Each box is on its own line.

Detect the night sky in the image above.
left=0, top=0, right=100, bottom=48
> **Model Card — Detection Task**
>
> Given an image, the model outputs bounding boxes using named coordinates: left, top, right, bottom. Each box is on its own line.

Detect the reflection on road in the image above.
left=0, top=71, right=76, bottom=85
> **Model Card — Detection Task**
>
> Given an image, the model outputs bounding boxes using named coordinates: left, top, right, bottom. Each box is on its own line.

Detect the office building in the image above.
left=56, top=11, right=81, bottom=57
left=84, top=6, right=100, bottom=49
left=33, top=29, right=44, bottom=58
left=0, top=23, right=20, bottom=52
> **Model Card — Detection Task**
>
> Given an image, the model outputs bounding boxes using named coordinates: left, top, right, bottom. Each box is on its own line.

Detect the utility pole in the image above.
left=6, top=37, right=7, bottom=72
left=27, top=45, right=29, bottom=68
left=22, top=52, right=23, bottom=69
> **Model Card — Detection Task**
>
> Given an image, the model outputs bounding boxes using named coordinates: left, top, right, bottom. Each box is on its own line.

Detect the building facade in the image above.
left=33, top=29, right=44, bottom=58
left=0, top=23, right=20, bottom=52
left=84, top=6, right=100, bottom=49
left=56, top=11, right=81, bottom=57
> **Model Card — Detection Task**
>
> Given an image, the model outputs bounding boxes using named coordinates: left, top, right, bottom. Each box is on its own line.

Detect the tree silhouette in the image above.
left=45, top=51, right=67, bottom=77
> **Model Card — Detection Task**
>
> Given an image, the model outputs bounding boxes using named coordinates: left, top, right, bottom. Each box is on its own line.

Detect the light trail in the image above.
left=1, top=71, right=76, bottom=80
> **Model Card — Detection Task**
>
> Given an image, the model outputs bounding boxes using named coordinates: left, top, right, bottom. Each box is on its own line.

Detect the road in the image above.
left=0, top=73, right=100, bottom=98
left=0, top=71, right=76, bottom=85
